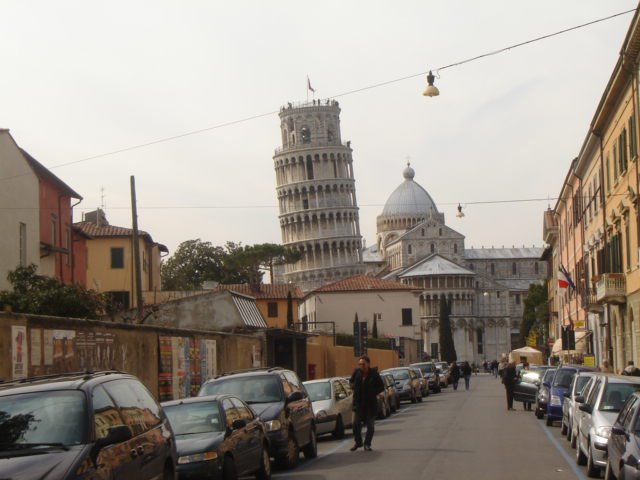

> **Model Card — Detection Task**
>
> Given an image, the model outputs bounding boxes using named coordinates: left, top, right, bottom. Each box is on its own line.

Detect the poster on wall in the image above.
left=201, top=339, right=217, bottom=382
left=12, top=325, right=28, bottom=379
left=76, top=331, right=116, bottom=370
left=30, top=328, right=42, bottom=367
left=51, top=330, right=77, bottom=372
left=158, top=336, right=173, bottom=401
left=158, top=336, right=203, bottom=401
left=189, top=339, right=201, bottom=397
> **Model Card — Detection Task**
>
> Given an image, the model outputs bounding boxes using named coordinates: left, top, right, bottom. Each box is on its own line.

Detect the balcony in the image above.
left=582, top=288, right=603, bottom=313
left=595, top=273, right=626, bottom=305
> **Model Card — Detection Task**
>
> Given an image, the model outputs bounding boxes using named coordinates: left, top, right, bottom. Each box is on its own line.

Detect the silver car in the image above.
left=575, top=374, right=640, bottom=477
left=562, top=371, right=595, bottom=442
left=303, top=377, right=353, bottom=439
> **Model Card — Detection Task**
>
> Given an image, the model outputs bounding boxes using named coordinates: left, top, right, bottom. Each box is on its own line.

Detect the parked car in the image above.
left=411, top=361, right=441, bottom=393
left=382, top=367, right=422, bottom=403
left=410, top=366, right=430, bottom=398
left=381, top=372, right=401, bottom=412
left=575, top=374, right=640, bottom=477
left=534, top=368, right=557, bottom=419
left=606, top=390, right=640, bottom=480
left=561, top=371, right=595, bottom=440
left=303, top=377, right=353, bottom=438
left=162, top=394, right=271, bottom=480
left=435, top=362, right=450, bottom=387
left=199, top=367, right=316, bottom=469
left=513, top=366, right=553, bottom=409
left=547, top=365, right=596, bottom=426
left=0, top=370, right=177, bottom=480
left=570, top=375, right=598, bottom=449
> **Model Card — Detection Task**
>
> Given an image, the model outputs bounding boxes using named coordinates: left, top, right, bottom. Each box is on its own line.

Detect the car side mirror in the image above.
left=579, top=404, right=592, bottom=413
left=231, top=419, right=247, bottom=430
left=534, top=380, right=540, bottom=387
left=90, top=425, right=132, bottom=466
left=563, top=392, right=570, bottom=398
left=611, top=425, right=626, bottom=436
left=286, top=391, right=303, bottom=403
left=574, top=396, right=585, bottom=404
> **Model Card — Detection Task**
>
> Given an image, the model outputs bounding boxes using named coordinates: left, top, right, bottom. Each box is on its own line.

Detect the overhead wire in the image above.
left=0, top=7, right=635, bottom=185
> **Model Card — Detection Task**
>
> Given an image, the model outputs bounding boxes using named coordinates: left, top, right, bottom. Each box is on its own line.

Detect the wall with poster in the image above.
left=0, top=312, right=263, bottom=400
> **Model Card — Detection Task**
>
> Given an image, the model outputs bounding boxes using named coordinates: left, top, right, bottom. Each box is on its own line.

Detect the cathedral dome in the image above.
left=381, top=164, right=439, bottom=218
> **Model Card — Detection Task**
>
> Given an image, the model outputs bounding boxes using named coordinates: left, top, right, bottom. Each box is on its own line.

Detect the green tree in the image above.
left=226, top=243, right=301, bottom=286
left=0, top=264, right=105, bottom=318
left=519, top=282, right=549, bottom=347
left=439, top=296, right=457, bottom=363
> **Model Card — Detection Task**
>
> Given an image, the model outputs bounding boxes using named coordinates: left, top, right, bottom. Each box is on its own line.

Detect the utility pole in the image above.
left=130, top=176, right=144, bottom=322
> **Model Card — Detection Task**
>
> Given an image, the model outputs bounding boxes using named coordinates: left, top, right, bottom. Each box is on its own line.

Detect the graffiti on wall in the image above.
left=158, top=336, right=207, bottom=401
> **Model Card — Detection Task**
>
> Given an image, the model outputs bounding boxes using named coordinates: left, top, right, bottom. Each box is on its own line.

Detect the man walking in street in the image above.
left=462, top=361, right=472, bottom=390
left=449, top=361, right=461, bottom=391
left=503, top=361, right=518, bottom=411
left=349, top=355, right=385, bottom=452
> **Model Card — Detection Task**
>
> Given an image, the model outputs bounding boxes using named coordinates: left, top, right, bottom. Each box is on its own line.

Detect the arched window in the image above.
left=301, top=126, right=311, bottom=143
left=430, top=243, right=435, bottom=253
left=306, top=158, right=314, bottom=180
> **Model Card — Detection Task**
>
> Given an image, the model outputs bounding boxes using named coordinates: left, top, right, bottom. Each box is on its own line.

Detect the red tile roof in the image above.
left=73, top=222, right=168, bottom=252
left=311, top=275, right=416, bottom=293
left=20, top=148, right=82, bottom=199
left=217, top=284, right=304, bottom=300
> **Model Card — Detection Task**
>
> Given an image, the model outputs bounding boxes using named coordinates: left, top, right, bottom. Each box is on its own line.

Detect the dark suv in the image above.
left=199, top=367, right=316, bottom=469
left=0, top=370, right=177, bottom=480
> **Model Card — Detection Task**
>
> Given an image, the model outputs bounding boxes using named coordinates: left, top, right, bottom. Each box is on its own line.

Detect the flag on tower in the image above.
left=307, top=76, right=315, bottom=93
left=558, top=264, right=576, bottom=290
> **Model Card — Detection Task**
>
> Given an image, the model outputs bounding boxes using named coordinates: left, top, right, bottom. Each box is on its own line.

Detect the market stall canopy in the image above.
left=509, top=346, right=544, bottom=365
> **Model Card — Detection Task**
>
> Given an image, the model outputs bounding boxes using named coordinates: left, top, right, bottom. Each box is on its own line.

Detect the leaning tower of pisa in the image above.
left=273, top=99, right=364, bottom=292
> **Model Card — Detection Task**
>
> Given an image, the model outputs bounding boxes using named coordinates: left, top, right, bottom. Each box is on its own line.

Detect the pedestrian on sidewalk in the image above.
left=462, top=361, right=472, bottom=390
left=490, top=359, right=498, bottom=377
left=502, top=361, right=518, bottom=411
left=450, top=361, right=461, bottom=391
left=521, top=362, right=532, bottom=411
left=622, top=361, right=640, bottom=376
left=349, top=355, right=385, bottom=452
left=498, top=358, right=507, bottom=379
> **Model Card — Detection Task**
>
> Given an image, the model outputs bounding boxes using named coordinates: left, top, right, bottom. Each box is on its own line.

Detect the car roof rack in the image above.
left=0, top=370, right=126, bottom=386
left=213, top=366, right=285, bottom=379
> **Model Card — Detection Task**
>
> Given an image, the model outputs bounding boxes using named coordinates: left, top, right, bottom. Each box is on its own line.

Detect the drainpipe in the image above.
left=70, top=198, right=82, bottom=284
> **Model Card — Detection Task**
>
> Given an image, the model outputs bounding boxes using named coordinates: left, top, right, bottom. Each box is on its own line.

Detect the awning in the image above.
left=232, top=294, right=268, bottom=328
left=551, top=331, right=590, bottom=355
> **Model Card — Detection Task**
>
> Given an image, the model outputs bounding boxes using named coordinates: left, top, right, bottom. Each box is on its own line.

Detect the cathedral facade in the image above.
left=364, top=164, right=547, bottom=364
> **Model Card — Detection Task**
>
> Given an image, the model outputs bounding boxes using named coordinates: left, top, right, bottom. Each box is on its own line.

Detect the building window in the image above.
left=421, top=228, right=425, bottom=236
left=534, top=262, right=539, bottom=274
left=401, top=308, right=413, bottom=326
left=306, top=159, right=314, bottom=180
left=515, top=294, right=520, bottom=305
left=267, top=302, right=278, bottom=317
left=496, top=291, right=500, bottom=298
left=51, top=215, right=57, bottom=246
left=630, top=115, right=637, bottom=159
left=19, top=222, right=27, bottom=266
left=303, top=199, right=309, bottom=210
left=66, top=226, right=71, bottom=265
left=408, top=245, right=412, bottom=254
left=439, top=228, right=442, bottom=236
left=512, top=262, right=516, bottom=275
left=106, top=291, right=130, bottom=311
left=111, top=247, right=124, bottom=269
left=490, top=263, right=495, bottom=275
left=301, top=126, right=311, bottom=143
left=626, top=221, right=631, bottom=270
left=454, top=244, right=458, bottom=254
left=430, top=243, right=435, bottom=253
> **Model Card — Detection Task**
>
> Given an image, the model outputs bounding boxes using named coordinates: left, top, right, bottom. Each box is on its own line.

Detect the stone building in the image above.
left=365, top=164, right=547, bottom=363
left=273, top=100, right=364, bottom=292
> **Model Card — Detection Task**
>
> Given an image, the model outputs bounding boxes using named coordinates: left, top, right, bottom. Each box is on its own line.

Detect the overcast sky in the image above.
left=1, top=1, right=637, bottom=258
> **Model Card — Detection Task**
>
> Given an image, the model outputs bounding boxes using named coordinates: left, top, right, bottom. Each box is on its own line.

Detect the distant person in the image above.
left=449, top=362, right=461, bottom=391
left=491, top=359, right=499, bottom=378
left=503, top=361, right=518, bottom=411
left=521, top=362, right=532, bottom=411
left=622, top=360, right=640, bottom=376
left=349, top=355, right=385, bottom=452
left=462, top=361, right=472, bottom=390
left=498, top=358, right=507, bottom=379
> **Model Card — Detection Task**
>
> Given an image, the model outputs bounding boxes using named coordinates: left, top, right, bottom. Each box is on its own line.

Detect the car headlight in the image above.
left=177, top=451, right=218, bottom=464
left=550, top=395, right=561, bottom=406
left=595, top=426, right=612, bottom=439
left=316, top=410, right=327, bottom=419
left=539, top=389, right=548, bottom=402
left=264, top=420, right=282, bottom=432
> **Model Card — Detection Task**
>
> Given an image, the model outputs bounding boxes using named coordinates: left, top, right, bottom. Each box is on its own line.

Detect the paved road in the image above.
left=272, top=374, right=589, bottom=480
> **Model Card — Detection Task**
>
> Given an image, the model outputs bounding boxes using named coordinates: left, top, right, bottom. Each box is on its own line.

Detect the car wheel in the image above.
left=255, top=444, right=272, bottom=480
left=561, top=419, right=567, bottom=435
left=223, top=456, right=238, bottom=480
left=586, top=441, right=600, bottom=478
left=333, top=415, right=345, bottom=439
left=411, top=392, right=417, bottom=404
left=570, top=427, right=577, bottom=449
left=302, top=427, right=317, bottom=459
left=276, top=431, right=298, bottom=469
left=576, top=434, right=587, bottom=466
left=546, top=415, right=553, bottom=426
left=604, top=458, right=615, bottom=480
left=565, top=421, right=571, bottom=441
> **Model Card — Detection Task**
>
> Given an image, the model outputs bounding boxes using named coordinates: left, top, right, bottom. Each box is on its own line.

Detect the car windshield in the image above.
left=389, top=370, right=409, bottom=380
left=200, top=376, right=281, bottom=404
left=542, top=369, right=557, bottom=384
left=599, top=383, right=640, bottom=412
left=415, top=364, right=434, bottom=374
left=553, top=369, right=577, bottom=388
left=520, top=371, right=541, bottom=384
left=305, top=382, right=331, bottom=402
left=164, top=401, right=224, bottom=435
left=0, top=390, right=87, bottom=449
